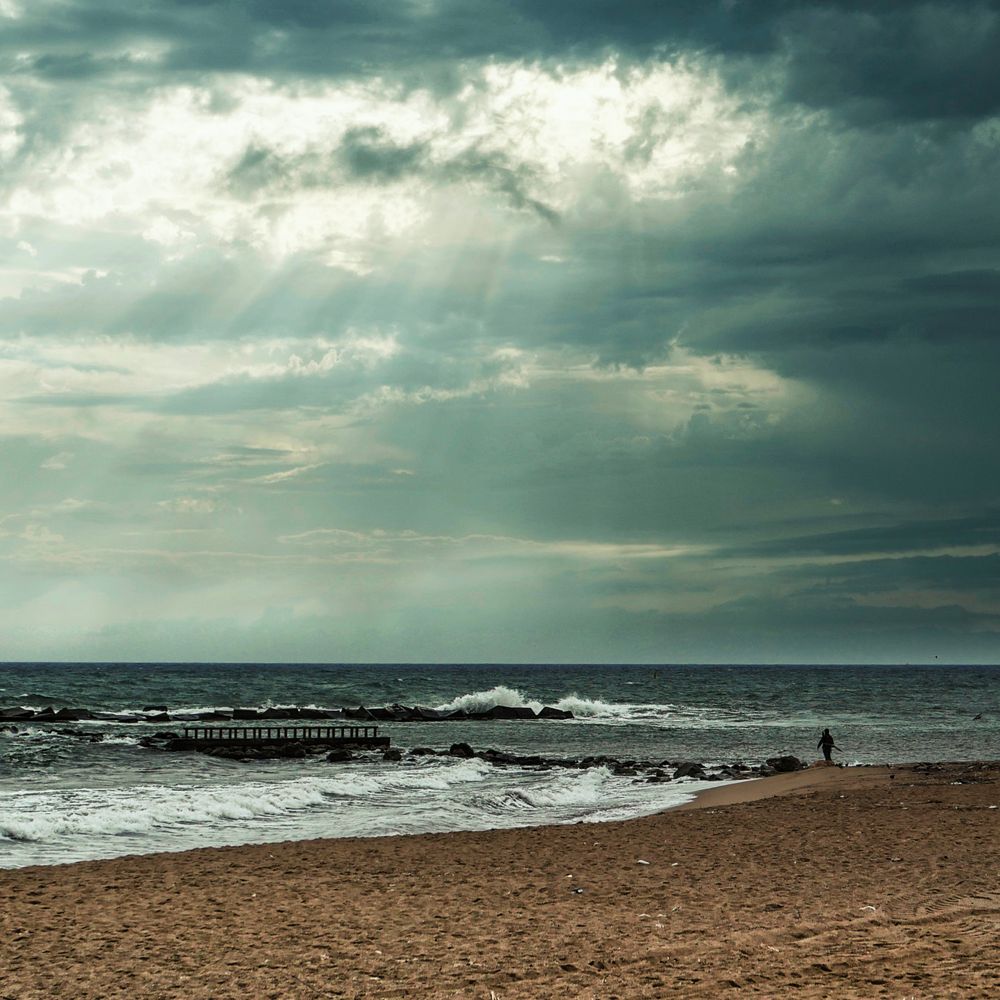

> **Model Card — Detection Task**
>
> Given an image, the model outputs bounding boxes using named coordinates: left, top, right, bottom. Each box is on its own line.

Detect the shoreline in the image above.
left=677, top=760, right=895, bottom=811
left=1, top=759, right=878, bottom=874
left=3, top=760, right=998, bottom=997
left=0, top=761, right=970, bottom=872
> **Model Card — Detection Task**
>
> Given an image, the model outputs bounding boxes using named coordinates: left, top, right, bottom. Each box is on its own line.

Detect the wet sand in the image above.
left=2, top=761, right=999, bottom=998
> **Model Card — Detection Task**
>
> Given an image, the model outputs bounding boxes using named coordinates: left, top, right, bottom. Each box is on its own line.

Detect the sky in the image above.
left=0, top=1, right=998, bottom=664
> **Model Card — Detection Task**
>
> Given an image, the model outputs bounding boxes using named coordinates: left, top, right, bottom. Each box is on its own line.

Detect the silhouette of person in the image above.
left=817, top=728, right=839, bottom=764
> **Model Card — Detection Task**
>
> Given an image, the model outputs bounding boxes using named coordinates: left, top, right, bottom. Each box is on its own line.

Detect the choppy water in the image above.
left=2, top=663, right=997, bottom=868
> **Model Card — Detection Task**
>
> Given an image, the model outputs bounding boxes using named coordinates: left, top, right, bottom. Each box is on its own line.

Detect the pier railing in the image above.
left=182, top=725, right=381, bottom=743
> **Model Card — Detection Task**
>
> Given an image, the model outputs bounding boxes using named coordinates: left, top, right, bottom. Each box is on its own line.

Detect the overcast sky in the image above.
left=1, top=1, right=998, bottom=663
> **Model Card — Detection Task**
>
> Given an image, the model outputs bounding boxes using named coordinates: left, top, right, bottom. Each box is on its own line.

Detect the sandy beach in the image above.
left=2, top=761, right=998, bottom=999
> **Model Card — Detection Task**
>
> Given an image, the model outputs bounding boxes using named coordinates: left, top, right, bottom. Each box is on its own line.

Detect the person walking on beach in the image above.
left=817, top=728, right=840, bottom=764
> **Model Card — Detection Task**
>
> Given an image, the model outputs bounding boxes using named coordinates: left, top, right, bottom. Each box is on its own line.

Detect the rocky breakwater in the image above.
left=0, top=704, right=345, bottom=724
left=342, top=704, right=575, bottom=722
left=139, top=730, right=807, bottom=780
left=0, top=702, right=576, bottom=725
left=421, top=745, right=807, bottom=782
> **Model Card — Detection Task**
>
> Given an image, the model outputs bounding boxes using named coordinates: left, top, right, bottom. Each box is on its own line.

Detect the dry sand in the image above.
left=2, top=761, right=999, bottom=999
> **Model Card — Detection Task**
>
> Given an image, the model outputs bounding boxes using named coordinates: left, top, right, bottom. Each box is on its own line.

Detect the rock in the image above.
left=383, top=749, right=403, bottom=761
left=448, top=742, right=475, bottom=758
left=144, top=713, right=171, bottom=723
left=259, top=708, right=294, bottom=720
left=409, top=747, right=438, bottom=756
left=481, top=705, right=537, bottom=720
left=765, top=755, right=803, bottom=773
left=343, top=706, right=376, bottom=721
left=206, top=746, right=256, bottom=760
left=538, top=706, right=574, bottom=720
left=0, top=708, right=34, bottom=721
left=326, top=748, right=355, bottom=762
left=387, top=704, right=421, bottom=721
left=164, top=738, right=197, bottom=751
left=233, top=708, right=260, bottom=720
left=672, top=761, right=707, bottom=779
left=53, top=708, right=83, bottom=721
left=143, top=705, right=168, bottom=713
left=139, top=733, right=178, bottom=748
left=412, top=707, right=446, bottom=721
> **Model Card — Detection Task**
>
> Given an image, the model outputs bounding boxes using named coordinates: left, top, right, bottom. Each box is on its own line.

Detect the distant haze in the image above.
left=0, top=2, right=998, bottom=663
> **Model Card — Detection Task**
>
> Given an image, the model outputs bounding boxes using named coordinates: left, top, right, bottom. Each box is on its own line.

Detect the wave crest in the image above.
left=433, top=685, right=539, bottom=714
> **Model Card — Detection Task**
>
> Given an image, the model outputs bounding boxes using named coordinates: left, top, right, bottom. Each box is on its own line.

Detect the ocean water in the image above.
left=2, top=663, right=997, bottom=869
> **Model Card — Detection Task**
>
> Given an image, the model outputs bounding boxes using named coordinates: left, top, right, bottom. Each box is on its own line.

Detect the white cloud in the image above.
left=2, top=60, right=762, bottom=270
left=157, top=497, right=219, bottom=514
left=278, top=526, right=705, bottom=564
left=40, top=451, right=72, bottom=470
left=0, top=86, right=22, bottom=160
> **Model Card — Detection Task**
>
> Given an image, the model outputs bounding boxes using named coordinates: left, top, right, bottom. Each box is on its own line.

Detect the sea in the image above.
left=2, top=663, right=997, bottom=870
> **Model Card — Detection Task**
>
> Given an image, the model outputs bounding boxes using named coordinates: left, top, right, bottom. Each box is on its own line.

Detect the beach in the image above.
left=2, top=761, right=998, bottom=998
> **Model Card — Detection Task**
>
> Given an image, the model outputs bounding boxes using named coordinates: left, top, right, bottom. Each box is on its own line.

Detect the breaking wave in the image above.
left=477, top=767, right=613, bottom=812
left=432, top=685, right=619, bottom=719
left=0, top=757, right=493, bottom=845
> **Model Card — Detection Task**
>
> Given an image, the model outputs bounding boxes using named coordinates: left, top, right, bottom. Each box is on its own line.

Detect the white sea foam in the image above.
left=428, top=686, right=812, bottom=729
left=550, top=695, right=618, bottom=718
left=433, top=685, right=541, bottom=714
left=0, top=752, right=720, bottom=868
left=481, top=767, right=612, bottom=811
left=432, top=685, right=658, bottom=723
left=0, top=757, right=495, bottom=846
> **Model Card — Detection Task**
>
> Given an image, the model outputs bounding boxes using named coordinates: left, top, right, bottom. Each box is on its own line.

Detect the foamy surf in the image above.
left=0, top=755, right=710, bottom=867
left=433, top=685, right=625, bottom=719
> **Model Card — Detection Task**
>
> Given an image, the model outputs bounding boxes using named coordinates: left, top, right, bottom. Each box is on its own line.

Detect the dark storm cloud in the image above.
left=338, top=127, right=427, bottom=183
left=6, top=2, right=999, bottom=122
left=787, top=552, right=1000, bottom=594
left=225, top=128, right=560, bottom=222
left=721, top=513, right=1000, bottom=560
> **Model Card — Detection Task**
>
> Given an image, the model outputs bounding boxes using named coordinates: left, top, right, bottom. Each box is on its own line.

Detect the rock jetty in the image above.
left=135, top=730, right=806, bottom=779
left=0, top=702, right=576, bottom=724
